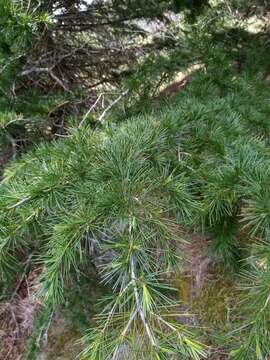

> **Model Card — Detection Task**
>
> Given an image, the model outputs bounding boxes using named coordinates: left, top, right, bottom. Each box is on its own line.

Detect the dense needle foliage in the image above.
left=1, top=1, right=270, bottom=359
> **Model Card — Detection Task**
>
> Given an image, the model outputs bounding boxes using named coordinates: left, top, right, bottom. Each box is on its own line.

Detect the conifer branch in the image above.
left=130, top=255, right=158, bottom=349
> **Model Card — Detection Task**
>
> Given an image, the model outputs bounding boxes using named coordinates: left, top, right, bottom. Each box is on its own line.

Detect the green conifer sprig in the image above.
left=1, top=25, right=270, bottom=356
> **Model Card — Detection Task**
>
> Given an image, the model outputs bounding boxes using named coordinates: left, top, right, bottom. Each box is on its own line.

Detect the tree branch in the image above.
left=98, top=89, right=129, bottom=123
left=130, top=255, right=158, bottom=349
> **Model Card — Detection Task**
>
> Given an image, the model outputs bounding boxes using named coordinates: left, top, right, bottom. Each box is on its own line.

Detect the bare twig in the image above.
left=49, top=71, right=69, bottom=91
left=78, top=93, right=103, bottom=128
left=36, top=310, right=54, bottom=347
left=21, top=67, right=50, bottom=76
left=98, top=89, right=129, bottom=123
left=21, top=67, right=69, bottom=91
left=11, top=255, right=34, bottom=301
left=54, top=133, right=70, bottom=138
left=8, top=196, right=31, bottom=210
left=5, top=134, right=17, bottom=161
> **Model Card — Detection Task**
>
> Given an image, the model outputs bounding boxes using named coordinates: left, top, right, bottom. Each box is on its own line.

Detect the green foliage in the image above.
left=1, top=1, right=270, bottom=359
left=1, top=56, right=270, bottom=356
left=0, top=1, right=59, bottom=157
left=0, top=117, right=208, bottom=358
left=230, top=255, right=270, bottom=360
left=0, top=0, right=51, bottom=86
left=0, top=0, right=50, bottom=54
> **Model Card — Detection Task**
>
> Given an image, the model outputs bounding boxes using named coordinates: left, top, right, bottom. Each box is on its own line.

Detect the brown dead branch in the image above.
left=0, top=258, right=42, bottom=360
